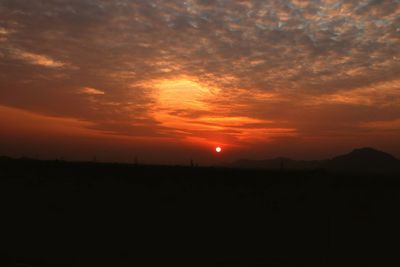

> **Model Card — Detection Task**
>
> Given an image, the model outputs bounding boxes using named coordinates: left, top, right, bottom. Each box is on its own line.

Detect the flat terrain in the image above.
left=1, top=159, right=399, bottom=266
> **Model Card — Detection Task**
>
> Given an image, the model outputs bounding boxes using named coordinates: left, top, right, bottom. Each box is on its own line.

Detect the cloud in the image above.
left=0, top=104, right=99, bottom=137
left=2, top=0, right=399, bottom=91
left=361, top=119, right=400, bottom=131
left=0, top=27, right=11, bottom=42
left=308, top=79, right=400, bottom=106
left=11, top=49, right=66, bottom=68
left=79, top=87, right=105, bottom=95
left=0, top=27, right=8, bottom=35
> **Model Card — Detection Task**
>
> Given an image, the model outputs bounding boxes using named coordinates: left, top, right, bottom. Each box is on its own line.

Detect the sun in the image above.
left=215, top=147, right=222, bottom=153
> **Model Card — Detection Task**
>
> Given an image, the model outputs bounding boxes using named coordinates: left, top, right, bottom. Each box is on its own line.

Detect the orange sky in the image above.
left=1, top=1, right=400, bottom=164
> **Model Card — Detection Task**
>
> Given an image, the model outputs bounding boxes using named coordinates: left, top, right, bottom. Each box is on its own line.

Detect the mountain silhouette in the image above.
left=229, top=147, right=400, bottom=174
left=321, top=147, right=400, bottom=173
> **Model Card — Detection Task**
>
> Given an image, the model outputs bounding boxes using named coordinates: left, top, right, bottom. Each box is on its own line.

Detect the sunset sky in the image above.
left=1, top=0, right=400, bottom=164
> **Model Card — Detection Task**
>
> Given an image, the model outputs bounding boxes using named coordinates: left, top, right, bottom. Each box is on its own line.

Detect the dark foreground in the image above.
left=1, top=158, right=399, bottom=267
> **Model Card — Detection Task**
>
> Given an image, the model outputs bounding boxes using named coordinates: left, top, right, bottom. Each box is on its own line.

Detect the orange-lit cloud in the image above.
left=79, top=87, right=105, bottom=95
left=11, top=49, right=66, bottom=68
left=361, top=119, right=400, bottom=131
left=141, top=77, right=296, bottom=146
left=309, top=80, right=400, bottom=107
left=0, top=105, right=99, bottom=137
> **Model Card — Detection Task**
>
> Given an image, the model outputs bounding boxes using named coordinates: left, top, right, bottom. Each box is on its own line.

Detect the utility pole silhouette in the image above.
left=129, top=152, right=139, bottom=165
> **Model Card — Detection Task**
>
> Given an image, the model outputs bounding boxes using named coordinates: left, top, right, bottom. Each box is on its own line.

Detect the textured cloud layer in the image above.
left=1, top=0, right=400, bottom=158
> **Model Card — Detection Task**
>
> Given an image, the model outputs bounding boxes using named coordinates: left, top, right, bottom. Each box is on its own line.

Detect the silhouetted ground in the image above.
left=1, top=158, right=399, bottom=267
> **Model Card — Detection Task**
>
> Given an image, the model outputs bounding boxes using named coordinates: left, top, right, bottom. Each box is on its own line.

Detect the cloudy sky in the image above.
left=1, top=0, right=400, bottom=163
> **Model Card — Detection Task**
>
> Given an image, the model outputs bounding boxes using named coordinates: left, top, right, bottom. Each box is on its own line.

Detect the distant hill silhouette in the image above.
left=229, top=147, right=400, bottom=174
left=321, top=147, right=400, bottom=173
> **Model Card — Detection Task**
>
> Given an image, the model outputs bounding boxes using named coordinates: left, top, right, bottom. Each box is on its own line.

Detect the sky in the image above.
left=1, top=0, right=400, bottom=164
